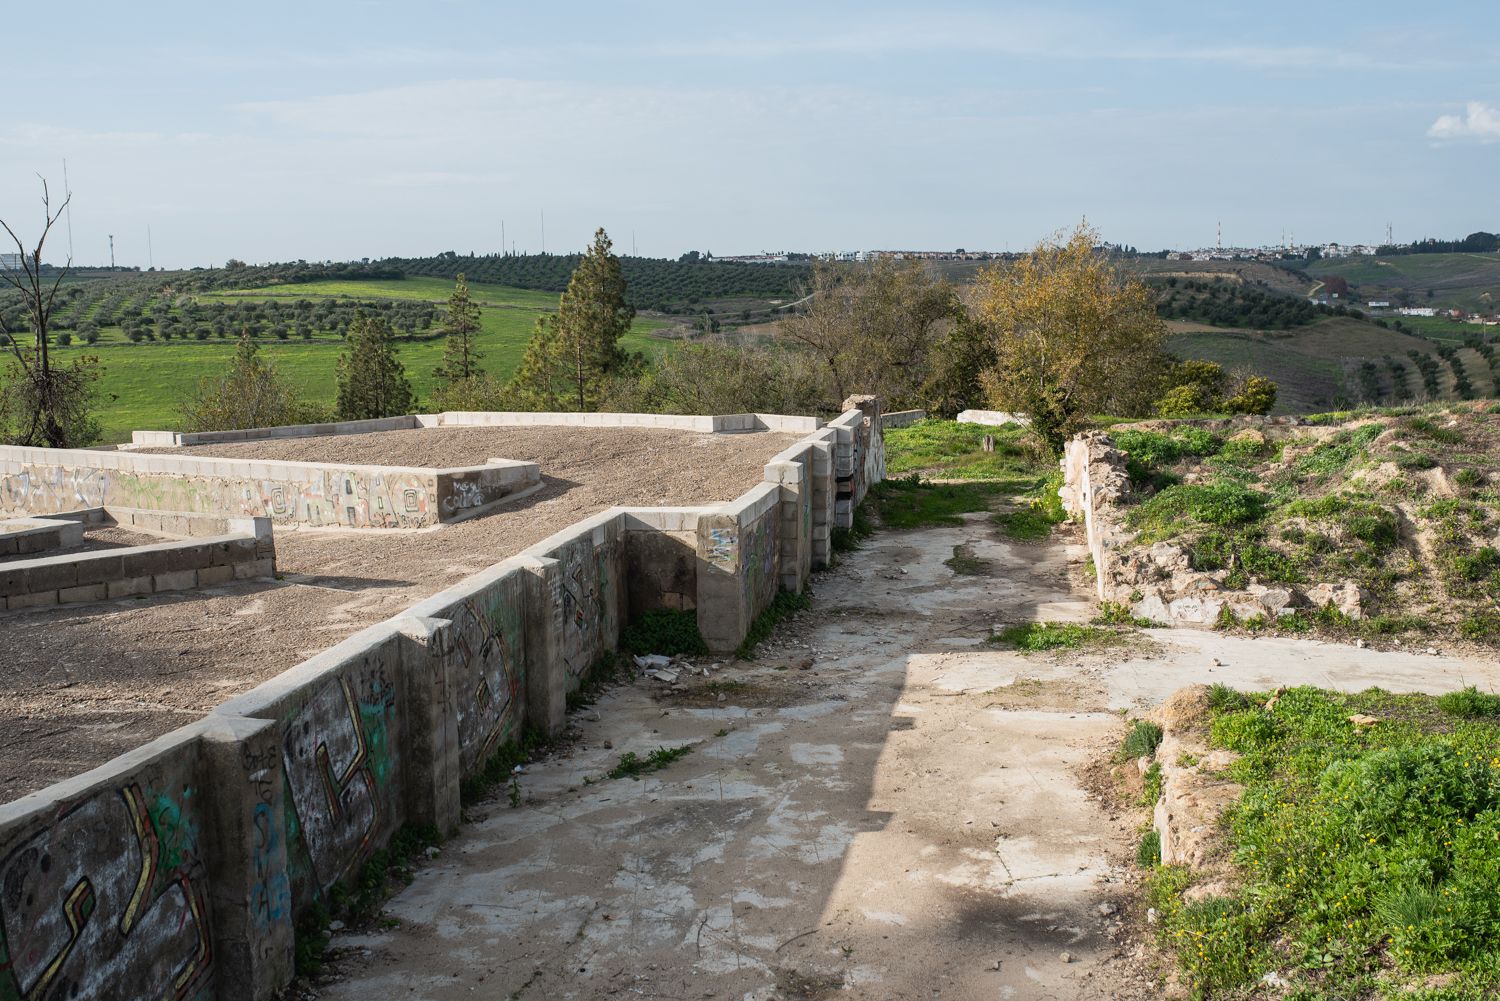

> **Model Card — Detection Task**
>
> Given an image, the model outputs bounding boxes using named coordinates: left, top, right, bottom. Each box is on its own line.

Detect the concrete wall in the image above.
left=879, top=409, right=927, bottom=429
left=0, top=517, right=276, bottom=612
left=130, top=411, right=825, bottom=448
left=0, top=446, right=539, bottom=530
left=0, top=402, right=885, bottom=1001
left=0, top=515, right=86, bottom=556
left=957, top=409, right=1031, bottom=427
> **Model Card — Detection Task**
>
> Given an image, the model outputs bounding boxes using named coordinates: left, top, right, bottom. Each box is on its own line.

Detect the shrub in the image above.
left=1137, top=829, right=1161, bottom=868
left=1121, top=719, right=1164, bottom=759
left=1437, top=686, right=1500, bottom=718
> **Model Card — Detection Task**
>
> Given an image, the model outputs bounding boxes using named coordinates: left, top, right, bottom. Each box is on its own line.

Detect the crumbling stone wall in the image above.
left=1062, top=429, right=1370, bottom=626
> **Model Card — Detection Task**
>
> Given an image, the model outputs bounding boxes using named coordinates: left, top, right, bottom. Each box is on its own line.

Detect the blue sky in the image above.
left=2, top=1, right=1496, bottom=267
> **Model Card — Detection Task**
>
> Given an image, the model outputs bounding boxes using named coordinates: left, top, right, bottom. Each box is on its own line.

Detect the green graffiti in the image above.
left=358, top=701, right=395, bottom=787
left=147, top=786, right=199, bottom=874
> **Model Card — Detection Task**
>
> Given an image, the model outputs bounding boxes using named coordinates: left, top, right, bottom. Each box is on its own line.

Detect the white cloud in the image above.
left=1428, top=101, right=1500, bottom=142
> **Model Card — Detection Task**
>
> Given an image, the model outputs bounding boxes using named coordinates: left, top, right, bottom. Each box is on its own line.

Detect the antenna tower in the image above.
left=108, top=235, right=115, bottom=269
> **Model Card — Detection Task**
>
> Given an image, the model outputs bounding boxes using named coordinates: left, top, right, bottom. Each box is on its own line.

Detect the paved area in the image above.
left=316, top=510, right=1500, bottom=1001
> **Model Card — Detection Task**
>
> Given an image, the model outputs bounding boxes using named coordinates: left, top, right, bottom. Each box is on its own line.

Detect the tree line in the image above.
left=1, top=181, right=1277, bottom=455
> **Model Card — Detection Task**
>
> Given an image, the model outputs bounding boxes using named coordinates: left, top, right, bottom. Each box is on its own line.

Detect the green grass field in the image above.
left=53, top=277, right=671, bottom=442
left=200, top=277, right=563, bottom=311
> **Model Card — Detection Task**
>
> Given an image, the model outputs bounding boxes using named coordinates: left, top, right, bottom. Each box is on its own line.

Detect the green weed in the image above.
left=621, top=608, right=708, bottom=656
left=607, top=745, right=693, bottom=780
left=991, top=621, right=1122, bottom=652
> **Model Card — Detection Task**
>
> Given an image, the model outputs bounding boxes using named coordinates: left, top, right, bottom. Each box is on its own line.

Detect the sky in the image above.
left=2, top=1, right=1496, bottom=268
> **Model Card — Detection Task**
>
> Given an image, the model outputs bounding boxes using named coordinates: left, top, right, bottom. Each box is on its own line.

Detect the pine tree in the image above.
left=433, top=272, right=484, bottom=385
left=507, top=228, right=638, bottom=410
left=336, top=311, right=413, bottom=420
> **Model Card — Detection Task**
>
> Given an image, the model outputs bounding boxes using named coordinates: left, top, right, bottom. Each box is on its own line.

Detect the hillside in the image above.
left=1166, top=315, right=1500, bottom=413
left=1088, top=406, right=1500, bottom=647
left=1310, top=251, right=1500, bottom=313
left=0, top=272, right=671, bottom=442
left=382, top=253, right=809, bottom=313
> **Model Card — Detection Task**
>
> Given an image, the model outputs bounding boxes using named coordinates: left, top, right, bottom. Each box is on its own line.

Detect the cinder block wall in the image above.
left=0, top=402, right=886, bottom=1001
left=0, top=446, right=538, bottom=530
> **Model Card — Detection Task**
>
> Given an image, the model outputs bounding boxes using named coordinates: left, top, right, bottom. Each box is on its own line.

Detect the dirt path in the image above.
left=314, top=511, right=1500, bottom=1001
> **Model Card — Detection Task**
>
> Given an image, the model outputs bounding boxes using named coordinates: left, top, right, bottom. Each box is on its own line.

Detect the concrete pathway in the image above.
left=318, top=513, right=1500, bottom=1001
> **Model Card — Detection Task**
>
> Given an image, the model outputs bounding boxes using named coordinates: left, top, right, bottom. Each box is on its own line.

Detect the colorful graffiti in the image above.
left=0, top=783, right=211, bottom=1001
left=445, top=594, right=524, bottom=772
left=282, top=670, right=398, bottom=891
left=242, top=744, right=290, bottom=936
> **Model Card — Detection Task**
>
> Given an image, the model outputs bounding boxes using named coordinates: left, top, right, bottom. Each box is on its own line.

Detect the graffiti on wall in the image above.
left=0, top=466, right=110, bottom=517
left=558, top=540, right=616, bottom=681
left=740, top=513, right=779, bottom=617
left=1, top=455, right=439, bottom=529
left=257, top=471, right=433, bottom=529
left=282, top=670, right=398, bottom=891
left=705, top=527, right=736, bottom=570
left=242, top=743, right=291, bottom=937
left=0, top=783, right=212, bottom=1001
left=446, top=593, right=524, bottom=772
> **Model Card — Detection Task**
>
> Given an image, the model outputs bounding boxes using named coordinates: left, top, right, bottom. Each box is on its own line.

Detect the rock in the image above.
left=1146, top=908, right=1158, bottom=925
left=1348, top=713, right=1380, bottom=728
left=1155, top=685, right=1212, bottom=733
left=1303, top=580, right=1367, bottom=620
left=1096, top=902, right=1117, bottom=917
left=329, top=920, right=345, bottom=931
left=1148, top=543, right=1191, bottom=573
left=1059, top=952, right=1073, bottom=964
left=1248, top=584, right=1297, bottom=616
left=1154, top=733, right=1243, bottom=869
left=1227, top=428, right=1265, bottom=446
left=1426, top=647, right=1439, bottom=656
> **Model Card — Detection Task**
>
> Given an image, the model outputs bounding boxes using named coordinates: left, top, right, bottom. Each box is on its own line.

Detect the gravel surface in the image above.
left=1, top=427, right=799, bottom=801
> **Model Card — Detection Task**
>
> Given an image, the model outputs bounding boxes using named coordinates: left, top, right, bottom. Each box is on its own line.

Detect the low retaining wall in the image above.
left=130, top=410, right=824, bottom=448
left=879, top=409, right=927, bottom=429
left=0, top=514, right=87, bottom=556
left=0, top=401, right=887, bottom=1001
left=1, top=517, right=276, bottom=611
left=0, top=446, right=539, bottom=530
left=957, top=409, right=1030, bottom=427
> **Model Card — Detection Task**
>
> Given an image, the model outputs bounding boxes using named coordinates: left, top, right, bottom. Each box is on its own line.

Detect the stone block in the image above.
left=234, top=558, right=276, bottom=580
left=24, top=560, right=78, bottom=592
left=197, top=564, right=235, bottom=587
left=58, top=583, right=108, bottom=604
left=107, top=576, right=152, bottom=599
left=153, top=569, right=198, bottom=592
left=6, top=589, right=58, bottom=610
left=72, top=554, right=124, bottom=586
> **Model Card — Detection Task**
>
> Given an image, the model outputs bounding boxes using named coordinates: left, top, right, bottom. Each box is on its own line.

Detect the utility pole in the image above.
left=540, top=209, right=545, bottom=254
left=62, top=159, right=74, bottom=262
left=108, top=235, right=115, bottom=269
left=147, top=225, right=154, bottom=270
left=501, top=219, right=506, bottom=257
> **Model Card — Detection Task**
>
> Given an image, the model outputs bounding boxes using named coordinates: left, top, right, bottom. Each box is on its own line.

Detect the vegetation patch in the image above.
left=606, top=745, right=693, bottom=780
left=1143, top=685, right=1500, bottom=998
left=883, top=419, right=1045, bottom=483
left=736, top=589, right=811, bottom=659
left=868, top=476, right=1005, bottom=529
left=989, top=621, right=1124, bottom=652
left=621, top=608, right=709, bottom=657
